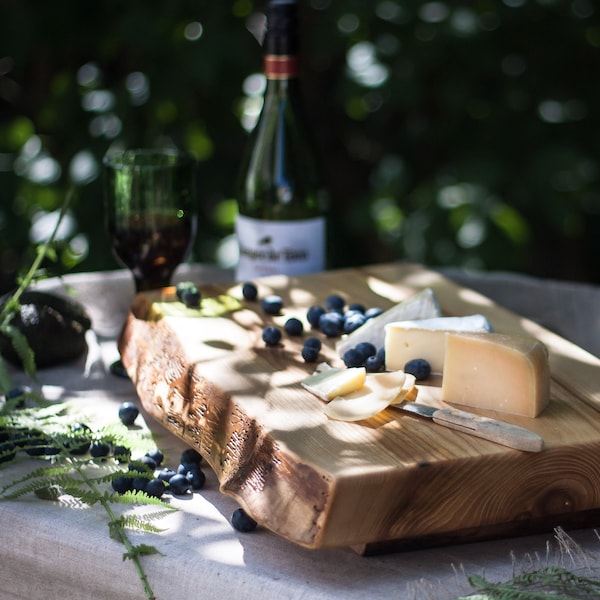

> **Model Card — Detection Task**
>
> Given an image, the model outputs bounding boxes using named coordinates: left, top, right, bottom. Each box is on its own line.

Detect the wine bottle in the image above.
left=235, top=0, right=327, bottom=281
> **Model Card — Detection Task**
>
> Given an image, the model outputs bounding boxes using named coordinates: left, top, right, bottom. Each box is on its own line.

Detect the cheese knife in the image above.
left=400, top=403, right=544, bottom=452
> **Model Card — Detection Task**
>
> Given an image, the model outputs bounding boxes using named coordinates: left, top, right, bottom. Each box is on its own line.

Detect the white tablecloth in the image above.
left=1, top=264, right=599, bottom=600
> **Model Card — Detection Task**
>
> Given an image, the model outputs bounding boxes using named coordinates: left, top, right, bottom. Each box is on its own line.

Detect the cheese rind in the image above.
left=336, top=288, right=442, bottom=357
left=441, top=332, right=550, bottom=418
left=384, top=314, right=492, bottom=373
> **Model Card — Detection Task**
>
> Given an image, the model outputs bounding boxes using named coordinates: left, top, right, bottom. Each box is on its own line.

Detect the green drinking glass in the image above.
left=103, top=149, right=198, bottom=292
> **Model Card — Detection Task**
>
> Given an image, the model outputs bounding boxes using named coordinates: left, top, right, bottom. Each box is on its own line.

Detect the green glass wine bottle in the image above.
left=235, top=0, right=327, bottom=281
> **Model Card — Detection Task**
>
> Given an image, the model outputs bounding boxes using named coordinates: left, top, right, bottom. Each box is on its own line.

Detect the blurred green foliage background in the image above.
left=1, top=0, right=599, bottom=295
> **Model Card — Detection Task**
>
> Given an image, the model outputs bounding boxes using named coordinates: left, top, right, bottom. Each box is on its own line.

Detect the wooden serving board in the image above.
left=118, top=262, right=600, bottom=553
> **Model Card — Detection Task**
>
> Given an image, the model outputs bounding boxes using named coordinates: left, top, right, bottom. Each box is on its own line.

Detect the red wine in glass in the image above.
left=104, top=149, right=197, bottom=292
left=109, top=213, right=195, bottom=292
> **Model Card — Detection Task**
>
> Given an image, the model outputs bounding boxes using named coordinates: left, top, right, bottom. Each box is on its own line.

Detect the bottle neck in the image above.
left=263, top=54, right=299, bottom=80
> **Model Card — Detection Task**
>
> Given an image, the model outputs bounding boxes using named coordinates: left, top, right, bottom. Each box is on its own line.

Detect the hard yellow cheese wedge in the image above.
left=301, top=367, right=366, bottom=402
left=384, top=314, right=492, bottom=373
left=324, top=371, right=417, bottom=422
left=441, top=332, right=550, bottom=417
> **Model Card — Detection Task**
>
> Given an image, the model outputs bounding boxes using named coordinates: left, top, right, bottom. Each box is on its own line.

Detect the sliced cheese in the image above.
left=384, top=314, right=492, bottom=373
left=336, top=288, right=441, bottom=357
left=301, top=367, right=366, bottom=402
left=441, top=332, right=550, bottom=418
left=325, top=371, right=415, bottom=422
left=390, top=377, right=419, bottom=405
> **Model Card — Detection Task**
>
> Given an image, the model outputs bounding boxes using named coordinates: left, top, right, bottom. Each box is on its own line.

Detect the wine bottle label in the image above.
left=264, top=55, right=299, bottom=79
left=235, top=215, right=325, bottom=280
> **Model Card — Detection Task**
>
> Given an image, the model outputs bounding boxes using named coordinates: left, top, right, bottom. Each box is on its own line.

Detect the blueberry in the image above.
left=180, top=287, right=201, bottom=309
left=232, top=508, right=258, bottom=532
left=404, top=358, right=431, bottom=381
left=342, top=348, right=365, bottom=368
left=64, top=423, right=92, bottom=455
left=365, top=307, right=384, bottom=319
left=284, top=317, right=304, bottom=336
left=111, top=475, right=133, bottom=494
left=44, top=444, right=61, bottom=456
left=306, top=305, right=325, bottom=328
left=132, top=476, right=149, bottom=492
left=176, top=281, right=197, bottom=302
left=180, top=448, right=202, bottom=465
left=89, top=440, right=111, bottom=458
left=118, top=402, right=139, bottom=426
left=177, top=462, right=200, bottom=475
left=301, top=345, right=320, bottom=363
left=325, top=294, right=345, bottom=312
left=109, top=359, right=129, bottom=379
left=168, top=473, right=192, bottom=495
left=348, top=302, right=367, bottom=314
left=128, top=460, right=150, bottom=474
left=365, top=354, right=384, bottom=373
left=145, top=448, right=164, bottom=466
left=113, top=445, right=131, bottom=462
left=185, top=468, right=206, bottom=490
left=318, top=312, right=344, bottom=337
left=157, top=468, right=177, bottom=482
left=139, top=455, right=157, bottom=470
left=261, top=295, right=283, bottom=315
left=0, top=441, right=16, bottom=464
left=24, top=435, right=47, bottom=457
left=262, top=326, right=282, bottom=347
left=5, top=387, right=27, bottom=409
left=303, top=337, right=322, bottom=351
left=145, top=478, right=166, bottom=499
left=242, top=282, right=258, bottom=301
left=343, top=312, right=367, bottom=334
left=355, top=342, right=377, bottom=361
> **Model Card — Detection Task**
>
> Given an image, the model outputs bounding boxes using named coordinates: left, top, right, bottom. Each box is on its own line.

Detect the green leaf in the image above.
left=0, top=357, right=12, bottom=396
left=1, top=324, right=37, bottom=381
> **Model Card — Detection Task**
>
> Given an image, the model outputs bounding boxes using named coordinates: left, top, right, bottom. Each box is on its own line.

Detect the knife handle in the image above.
left=431, top=407, right=544, bottom=452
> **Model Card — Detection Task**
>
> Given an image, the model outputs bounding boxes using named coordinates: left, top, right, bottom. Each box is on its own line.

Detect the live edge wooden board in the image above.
left=118, top=262, right=600, bottom=554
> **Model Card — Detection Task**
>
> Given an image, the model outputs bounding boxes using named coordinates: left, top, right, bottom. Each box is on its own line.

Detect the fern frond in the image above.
left=0, top=463, right=75, bottom=495
left=2, top=472, right=82, bottom=500
left=467, top=566, right=600, bottom=599
left=110, top=490, right=174, bottom=509
left=123, top=544, right=162, bottom=561
left=0, top=356, right=12, bottom=396
left=118, top=514, right=166, bottom=534
left=1, top=324, right=37, bottom=381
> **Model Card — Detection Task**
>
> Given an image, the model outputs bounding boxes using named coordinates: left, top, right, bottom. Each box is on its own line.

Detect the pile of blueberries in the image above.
left=110, top=401, right=206, bottom=498
left=242, top=282, right=389, bottom=372
left=112, top=402, right=256, bottom=532
left=0, top=391, right=258, bottom=534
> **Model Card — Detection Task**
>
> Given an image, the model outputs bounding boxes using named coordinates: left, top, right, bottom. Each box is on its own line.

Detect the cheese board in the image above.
left=118, top=262, right=600, bottom=554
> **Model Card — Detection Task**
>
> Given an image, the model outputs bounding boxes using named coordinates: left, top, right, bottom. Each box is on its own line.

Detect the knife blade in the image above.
left=400, top=403, right=544, bottom=452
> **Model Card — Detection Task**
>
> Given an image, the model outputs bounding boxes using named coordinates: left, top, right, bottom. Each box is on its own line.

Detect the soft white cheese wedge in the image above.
left=336, top=288, right=441, bottom=357
left=384, top=314, right=492, bottom=373
left=301, top=367, right=366, bottom=402
left=441, top=332, right=550, bottom=417
left=324, top=371, right=416, bottom=422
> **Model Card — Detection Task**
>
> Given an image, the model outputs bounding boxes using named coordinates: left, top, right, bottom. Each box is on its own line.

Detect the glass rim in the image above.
left=103, top=148, right=195, bottom=170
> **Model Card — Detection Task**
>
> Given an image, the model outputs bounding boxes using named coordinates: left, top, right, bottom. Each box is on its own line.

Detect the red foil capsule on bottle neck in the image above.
left=263, top=55, right=299, bottom=79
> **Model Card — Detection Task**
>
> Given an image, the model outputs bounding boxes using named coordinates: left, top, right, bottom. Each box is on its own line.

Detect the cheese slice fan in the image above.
left=325, top=371, right=415, bottom=422
left=301, top=367, right=366, bottom=402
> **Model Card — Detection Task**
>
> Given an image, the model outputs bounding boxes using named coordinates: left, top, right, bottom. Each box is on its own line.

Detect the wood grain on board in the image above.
left=118, top=262, right=600, bottom=552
